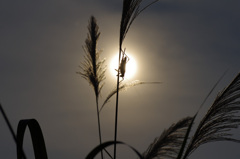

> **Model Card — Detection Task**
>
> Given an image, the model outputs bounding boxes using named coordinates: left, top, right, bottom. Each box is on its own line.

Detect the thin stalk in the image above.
left=0, top=104, right=17, bottom=144
left=96, top=98, right=104, bottom=159
left=114, top=45, right=122, bottom=159
left=0, top=104, right=27, bottom=159
left=113, top=1, right=160, bottom=158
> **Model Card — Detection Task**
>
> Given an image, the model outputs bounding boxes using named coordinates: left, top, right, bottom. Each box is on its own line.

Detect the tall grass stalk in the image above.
left=77, top=16, right=105, bottom=159
left=114, top=1, right=159, bottom=158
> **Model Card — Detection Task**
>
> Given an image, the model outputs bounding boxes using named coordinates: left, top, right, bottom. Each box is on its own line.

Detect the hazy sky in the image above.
left=0, top=0, right=240, bottom=159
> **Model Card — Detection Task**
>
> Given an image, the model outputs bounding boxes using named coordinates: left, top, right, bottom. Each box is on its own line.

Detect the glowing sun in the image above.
left=110, top=52, right=137, bottom=79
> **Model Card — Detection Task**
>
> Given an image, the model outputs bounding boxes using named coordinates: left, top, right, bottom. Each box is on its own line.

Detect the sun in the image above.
left=109, top=52, right=137, bottom=79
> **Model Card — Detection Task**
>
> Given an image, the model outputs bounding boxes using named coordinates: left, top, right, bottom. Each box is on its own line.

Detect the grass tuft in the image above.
left=142, top=117, right=194, bottom=159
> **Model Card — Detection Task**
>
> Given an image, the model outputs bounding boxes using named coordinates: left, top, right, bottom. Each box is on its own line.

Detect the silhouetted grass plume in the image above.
left=77, top=16, right=106, bottom=159
left=183, top=73, right=240, bottom=159
left=114, top=1, right=159, bottom=158
left=142, top=117, right=194, bottom=159
left=77, top=16, right=106, bottom=99
left=140, top=73, right=240, bottom=159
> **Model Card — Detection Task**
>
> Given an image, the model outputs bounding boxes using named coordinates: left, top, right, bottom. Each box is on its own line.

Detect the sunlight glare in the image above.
left=110, top=52, right=137, bottom=79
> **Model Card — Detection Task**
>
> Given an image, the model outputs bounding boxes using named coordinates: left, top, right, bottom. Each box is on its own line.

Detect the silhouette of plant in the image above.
left=1, top=1, right=240, bottom=159
left=182, top=73, right=240, bottom=159
left=77, top=13, right=160, bottom=158
left=78, top=1, right=240, bottom=159
left=82, top=0, right=240, bottom=158
left=115, top=0, right=159, bottom=158
left=142, top=117, right=194, bottom=159
left=77, top=16, right=105, bottom=159
left=140, top=73, right=240, bottom=159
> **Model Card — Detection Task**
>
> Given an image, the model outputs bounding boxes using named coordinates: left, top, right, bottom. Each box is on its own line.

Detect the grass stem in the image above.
left=96, top=98, right=104, bottom=159
left=114, top=46, right=122, bottom=159
left=0, top=104, right=27, bottom=159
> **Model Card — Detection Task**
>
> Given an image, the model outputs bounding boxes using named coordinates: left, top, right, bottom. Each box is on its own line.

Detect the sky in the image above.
left=0, top=0, right=240, bottom=158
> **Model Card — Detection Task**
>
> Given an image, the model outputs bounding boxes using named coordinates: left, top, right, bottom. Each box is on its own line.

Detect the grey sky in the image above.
left=0, top=0, right=240, bottom=158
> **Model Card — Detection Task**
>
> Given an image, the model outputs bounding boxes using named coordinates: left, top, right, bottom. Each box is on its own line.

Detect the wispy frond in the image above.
left=115, top=1, right=159, bottom=158
left=142, top=117, right=194, bottom=159
left=77, top=16, right=106, bottom=159
left=120, top=0, right=159, bottom=46
left=100, top=80, right=161, bottom=111
left=77, top=16, right=106, bottom=98
left=183, top=73, right=240, bottom=159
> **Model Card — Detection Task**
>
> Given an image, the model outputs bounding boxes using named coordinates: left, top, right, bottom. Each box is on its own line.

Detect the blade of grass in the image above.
left=197, top=70, right=228, bottom=112
left=86, top=141, right=143, bottom=159
left=0, top=103, right=27, bottom=159
left=0, top=104, right=17, bottom=145
left=17, top=119, right=48, bottom=159
left=100, top=81, right=162, bottom=112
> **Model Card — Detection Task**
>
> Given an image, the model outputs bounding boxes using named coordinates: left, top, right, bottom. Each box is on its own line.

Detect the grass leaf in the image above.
left=100, top=80, right=161, bottom=112
left=17, top=119, right=48, bottom=159
left=85, top=141, right=144, bottom=159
